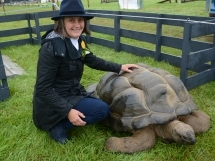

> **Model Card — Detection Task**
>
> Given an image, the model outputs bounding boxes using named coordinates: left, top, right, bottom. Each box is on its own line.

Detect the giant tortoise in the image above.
left=87, top=63, right=210, bottom=154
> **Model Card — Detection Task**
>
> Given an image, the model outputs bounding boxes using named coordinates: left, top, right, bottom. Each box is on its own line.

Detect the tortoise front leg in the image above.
left=178, top=110, right=210, bottom=134
left=105, top=126, right=156, bottom=154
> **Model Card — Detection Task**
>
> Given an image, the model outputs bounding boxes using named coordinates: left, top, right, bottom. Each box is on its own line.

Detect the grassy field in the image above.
left=0, top=0, right=215, bottom=161
left=0, top=0, right=210, bottom=16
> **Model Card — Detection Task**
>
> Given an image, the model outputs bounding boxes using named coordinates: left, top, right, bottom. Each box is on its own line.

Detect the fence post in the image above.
left=86, top=20, right=91, bottom=43
left=114, top=11, right=121, bottom=52
left=155, top=14, right=163, bottom=61
left=27, top=13, right=33, bottom=44
left=180, top=22, right=192, bottom=87
left=211, top=33, right=215, bottom=68
left=0, top=50, right=10, bottom=101
left=34, top=13, right=41, bottom=44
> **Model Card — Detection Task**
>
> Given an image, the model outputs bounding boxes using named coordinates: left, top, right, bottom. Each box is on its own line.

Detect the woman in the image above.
left=33, top=0, right=138, bottom=144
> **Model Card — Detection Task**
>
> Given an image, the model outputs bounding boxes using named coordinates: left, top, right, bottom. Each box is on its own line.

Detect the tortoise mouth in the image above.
left=172, top=127, right=196, bottom=144
left=180, top=131, right=196, bottom=144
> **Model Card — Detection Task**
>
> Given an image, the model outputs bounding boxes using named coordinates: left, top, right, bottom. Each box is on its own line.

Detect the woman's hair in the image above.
left=54, top=17, right=91, bottom=38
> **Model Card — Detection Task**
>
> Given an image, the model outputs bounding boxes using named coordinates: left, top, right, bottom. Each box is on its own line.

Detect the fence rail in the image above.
left=0, top=10, right=215, bottom=90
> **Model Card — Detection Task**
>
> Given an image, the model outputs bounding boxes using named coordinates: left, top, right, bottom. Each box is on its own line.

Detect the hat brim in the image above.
left=51, top=15, right=94, bottom=20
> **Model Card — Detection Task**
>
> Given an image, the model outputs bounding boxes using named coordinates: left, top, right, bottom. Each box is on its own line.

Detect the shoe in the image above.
left=49, top=125, right=69, bottom=144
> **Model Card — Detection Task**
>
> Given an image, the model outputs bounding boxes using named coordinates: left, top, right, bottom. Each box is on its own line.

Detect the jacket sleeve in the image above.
left=34, top=42, right=73, bottom=117
left=83, top=52, right=122, bottom=73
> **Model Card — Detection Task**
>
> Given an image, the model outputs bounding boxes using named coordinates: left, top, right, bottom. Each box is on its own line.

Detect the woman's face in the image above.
left=63, top=16, right=85, bottom=39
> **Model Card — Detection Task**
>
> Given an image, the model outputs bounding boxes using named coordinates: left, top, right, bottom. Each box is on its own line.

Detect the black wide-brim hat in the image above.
left=51, top=0, right=94, bottom=20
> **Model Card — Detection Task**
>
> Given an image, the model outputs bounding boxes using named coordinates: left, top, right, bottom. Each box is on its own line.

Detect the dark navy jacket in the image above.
left=33, top=31, right=121, bottom=131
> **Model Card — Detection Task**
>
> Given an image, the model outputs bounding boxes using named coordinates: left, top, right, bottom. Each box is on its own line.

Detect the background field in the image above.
left=0, top=0, right=210, bottom=16
left=0, top=0, right=215, bottom=161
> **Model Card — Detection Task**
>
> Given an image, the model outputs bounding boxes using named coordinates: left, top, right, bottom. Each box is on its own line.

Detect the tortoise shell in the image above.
left=92, top=63, right=198, bottom=132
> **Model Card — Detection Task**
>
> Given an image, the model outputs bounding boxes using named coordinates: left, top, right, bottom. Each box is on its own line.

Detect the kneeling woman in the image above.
left=32, top=0, right=138, bottom=144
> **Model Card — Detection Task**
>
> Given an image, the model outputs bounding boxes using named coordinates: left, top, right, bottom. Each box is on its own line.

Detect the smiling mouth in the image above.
left=72, top=29, right=80, bottom=31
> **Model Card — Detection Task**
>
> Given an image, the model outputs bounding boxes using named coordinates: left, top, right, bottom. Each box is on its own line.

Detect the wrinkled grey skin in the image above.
left=87, top=63, right=210, bottom=153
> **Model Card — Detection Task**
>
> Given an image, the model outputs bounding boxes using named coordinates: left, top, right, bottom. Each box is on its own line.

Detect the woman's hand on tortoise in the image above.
left=121, top=64, right=138, bottom=73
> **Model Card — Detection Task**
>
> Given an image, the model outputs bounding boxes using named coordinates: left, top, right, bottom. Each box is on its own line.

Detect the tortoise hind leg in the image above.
left=105, top=126, right=156, bottom=153
left=178, top=110, right=210, bottom=134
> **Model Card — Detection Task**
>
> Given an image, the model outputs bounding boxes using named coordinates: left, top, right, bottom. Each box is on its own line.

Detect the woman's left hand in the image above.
left=121, top=64, right=138, bottom=73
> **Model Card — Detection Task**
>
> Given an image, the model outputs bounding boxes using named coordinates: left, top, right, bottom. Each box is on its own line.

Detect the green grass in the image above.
left=0, top=0, right=210, bottom=16
left=0, top=0, right=215, bottom=161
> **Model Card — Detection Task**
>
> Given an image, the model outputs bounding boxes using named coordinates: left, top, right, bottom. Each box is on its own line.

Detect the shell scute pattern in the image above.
left=96, top=63, right=198, bottom=131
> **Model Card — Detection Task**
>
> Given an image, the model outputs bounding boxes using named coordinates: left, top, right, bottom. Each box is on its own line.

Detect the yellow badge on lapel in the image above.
left=81, top=40, right=91, bottom=57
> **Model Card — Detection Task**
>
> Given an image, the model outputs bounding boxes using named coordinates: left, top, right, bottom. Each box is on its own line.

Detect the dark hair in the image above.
left=54, top=17, right=91, bottom=38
